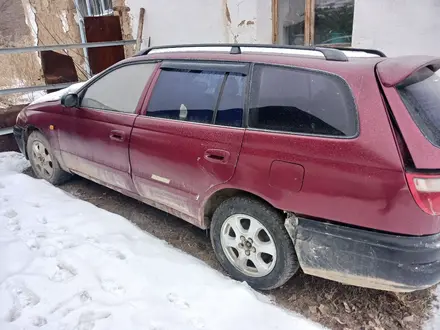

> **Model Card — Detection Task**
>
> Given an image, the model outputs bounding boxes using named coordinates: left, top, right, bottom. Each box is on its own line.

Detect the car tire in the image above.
left=26, top=131, right=71, bottom=185
left=210, top=196, right=299, bottom=290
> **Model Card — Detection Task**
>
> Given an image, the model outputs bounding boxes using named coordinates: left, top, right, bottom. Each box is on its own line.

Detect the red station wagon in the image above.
left=13, top=44, right=440, bottom=292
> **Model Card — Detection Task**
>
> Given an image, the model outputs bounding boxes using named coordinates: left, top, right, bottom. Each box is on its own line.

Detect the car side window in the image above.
left=215, top=73, right=246, bottom=128
left=249, top=64, right=357, bottom=137
left=146, top=69, right=223, bottom=124
left=81, top=63, right=156, bottom=113
left=146, top=68, right=245, bottom=127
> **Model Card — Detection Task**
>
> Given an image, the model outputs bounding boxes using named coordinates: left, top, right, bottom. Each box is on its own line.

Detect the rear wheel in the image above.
left=26, top=131, right=71, bottom=185
left=210, top=196, right=299, bottom=290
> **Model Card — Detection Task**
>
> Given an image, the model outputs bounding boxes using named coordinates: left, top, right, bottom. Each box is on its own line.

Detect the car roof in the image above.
left=124, top=48, right=384, bottom=74
left=122, top=45, right=440, bottom=82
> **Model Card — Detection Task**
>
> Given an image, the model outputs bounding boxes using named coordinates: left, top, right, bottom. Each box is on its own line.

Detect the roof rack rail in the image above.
left=135, top=43, right=349, bottom=62
left=327, top=46, right=386, bottom=58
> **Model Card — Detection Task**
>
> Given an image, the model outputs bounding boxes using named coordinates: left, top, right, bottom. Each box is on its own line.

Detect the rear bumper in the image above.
left=13, top=126, right=26, bottom=156
left=294, top=218, right=440, bottom=292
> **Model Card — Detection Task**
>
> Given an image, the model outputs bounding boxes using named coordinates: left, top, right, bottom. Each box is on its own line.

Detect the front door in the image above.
left=130, top=61, right=249, bottom=222
left=57, top=62, right=157, bottom=192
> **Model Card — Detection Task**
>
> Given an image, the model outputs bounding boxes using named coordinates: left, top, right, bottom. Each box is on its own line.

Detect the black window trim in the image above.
left=160, top=60, right=249, bottom=75
left=245, top=62, right=360, bottom=140
left=144, top=60, right=252, bottom=129
left=75, top=60, right=161, bottom=113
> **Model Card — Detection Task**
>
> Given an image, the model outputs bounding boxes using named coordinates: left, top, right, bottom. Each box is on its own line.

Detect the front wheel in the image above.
left=210, top=196, right=299, bottom=290
left=26, top=131, right=71, bottom=185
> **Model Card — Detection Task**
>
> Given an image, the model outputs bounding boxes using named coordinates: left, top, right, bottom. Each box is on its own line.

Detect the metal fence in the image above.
left=0, top=39, right=137, bottom=97
left=0, top=38, right=140, bottom=137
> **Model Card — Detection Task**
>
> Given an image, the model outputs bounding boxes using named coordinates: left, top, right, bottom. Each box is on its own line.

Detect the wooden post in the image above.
left=136, top=8, right=145, bottom=52
left=304, top=0, right=311, bottom=46
left=310, top=0, right=315, bottom=45
left=272, top=0, right=278, bottom=44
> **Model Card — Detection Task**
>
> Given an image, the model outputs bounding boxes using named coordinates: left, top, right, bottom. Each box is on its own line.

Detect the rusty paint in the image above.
left=40, top=51, right=78, bottom=93
left=238, top=19, right=246, bottom=27
left=246, top=20, right=255, bottom=26
left=225, top=2, right=231, bottom=24
left=84, top=16, right=125, bottom=75
left=0, top=105, right=26, bottom=129
left=28, top=0, right=85, bottom=79
left=0, top=104, right=25, bottom=152
left=0, top=134, right=19, bottom=152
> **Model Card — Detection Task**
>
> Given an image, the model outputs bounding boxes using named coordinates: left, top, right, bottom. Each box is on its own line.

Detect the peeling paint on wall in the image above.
left=225, top=0, right=258, bottom=43
left=59, top=10, right=70, bottom=33
left=113, top=0, right=135, bottom=57
left=21, top=0, right=38, bottom=46
left=124, top=0, right=271, bottom=49
left=28, top=0, right=85, bottom=78
left=224, top=0, right=238, bottom=42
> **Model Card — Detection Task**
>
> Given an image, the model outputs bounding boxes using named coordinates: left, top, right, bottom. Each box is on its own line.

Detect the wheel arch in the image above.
left=202, top=187, right=283, bottom=228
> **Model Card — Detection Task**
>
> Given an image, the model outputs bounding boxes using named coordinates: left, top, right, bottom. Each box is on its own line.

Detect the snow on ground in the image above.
left=0, top=152, right=324, bottom=330
left=424, top=287, right=440, bottom=329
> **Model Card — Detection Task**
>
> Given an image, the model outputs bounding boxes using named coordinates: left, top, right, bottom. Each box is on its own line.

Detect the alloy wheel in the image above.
left=31, top=141, right=54, bottom=178
left=220, top=214, right=277, bottom=277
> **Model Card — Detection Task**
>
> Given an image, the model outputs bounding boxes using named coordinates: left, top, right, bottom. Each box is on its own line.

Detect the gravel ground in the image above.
left=25, top=170, right=438, bottom=330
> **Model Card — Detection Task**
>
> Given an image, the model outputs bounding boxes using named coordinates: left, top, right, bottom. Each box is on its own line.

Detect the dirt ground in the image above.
left=25, top=170, right=439, bottom=330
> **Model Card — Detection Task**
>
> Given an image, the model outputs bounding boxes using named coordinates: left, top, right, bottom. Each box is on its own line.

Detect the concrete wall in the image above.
left=0, top=0, right=29, bottom=44
left=352, top=0, right=440, bottom=56
left=125, top=0, right=272, bottom=50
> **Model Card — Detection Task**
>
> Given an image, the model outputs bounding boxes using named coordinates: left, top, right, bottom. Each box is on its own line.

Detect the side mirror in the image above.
left=61, top=93, right=79, bottom=108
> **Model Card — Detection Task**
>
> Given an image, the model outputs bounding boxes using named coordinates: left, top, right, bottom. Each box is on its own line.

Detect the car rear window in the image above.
left=249, top=64, right=358, bottom=137
left=397, top=67, right=440, bottom=147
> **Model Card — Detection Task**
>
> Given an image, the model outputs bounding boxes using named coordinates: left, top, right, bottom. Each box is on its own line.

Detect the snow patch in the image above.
left=425, top=286, right=440, bottom=329
left=0, top=152, right=30, bottom=173
left=0, top=152, right=324, bottom=330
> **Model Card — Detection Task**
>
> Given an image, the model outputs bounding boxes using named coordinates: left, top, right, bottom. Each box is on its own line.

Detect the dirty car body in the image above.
left=14, top=44, right=440, bottom=292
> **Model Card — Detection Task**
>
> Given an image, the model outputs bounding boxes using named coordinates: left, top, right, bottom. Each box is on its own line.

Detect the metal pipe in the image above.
left=74, top=0, right=92, bottom=78
left=85, top=0, right=93, bottom=16
left=0, top=40, right=137, bottom=55
left=0, top=83, right=77, bottom=96
left=99, top=0, right=106, bottom=14
left=0, top=127, right=13, bottom=136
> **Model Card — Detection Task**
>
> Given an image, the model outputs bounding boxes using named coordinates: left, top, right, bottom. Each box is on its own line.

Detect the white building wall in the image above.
left=352, top=0, right=440, bottom=57
left=126, top=0, right=273, bottom=50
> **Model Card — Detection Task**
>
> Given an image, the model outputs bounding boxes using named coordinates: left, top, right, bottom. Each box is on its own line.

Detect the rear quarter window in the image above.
left=249, top=64, right=358, bottom=137
left=397, top=67, right=440, bottom=147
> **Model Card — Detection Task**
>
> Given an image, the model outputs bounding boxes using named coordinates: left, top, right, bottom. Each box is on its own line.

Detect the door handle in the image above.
left=109, top=130, right=125, bottom=142
left=204, top=149, right=230, bottom=164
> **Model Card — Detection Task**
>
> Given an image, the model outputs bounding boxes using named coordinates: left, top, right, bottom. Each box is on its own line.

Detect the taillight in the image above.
left=406, top=173, right=440, bottom=215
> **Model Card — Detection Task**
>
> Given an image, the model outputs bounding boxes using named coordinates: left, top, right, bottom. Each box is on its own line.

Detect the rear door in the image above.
left=130, top=61, right=248, bottom=223
left=377, top=57, right=440, bottom=169
left=57, top=62, right=157, bottom=192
